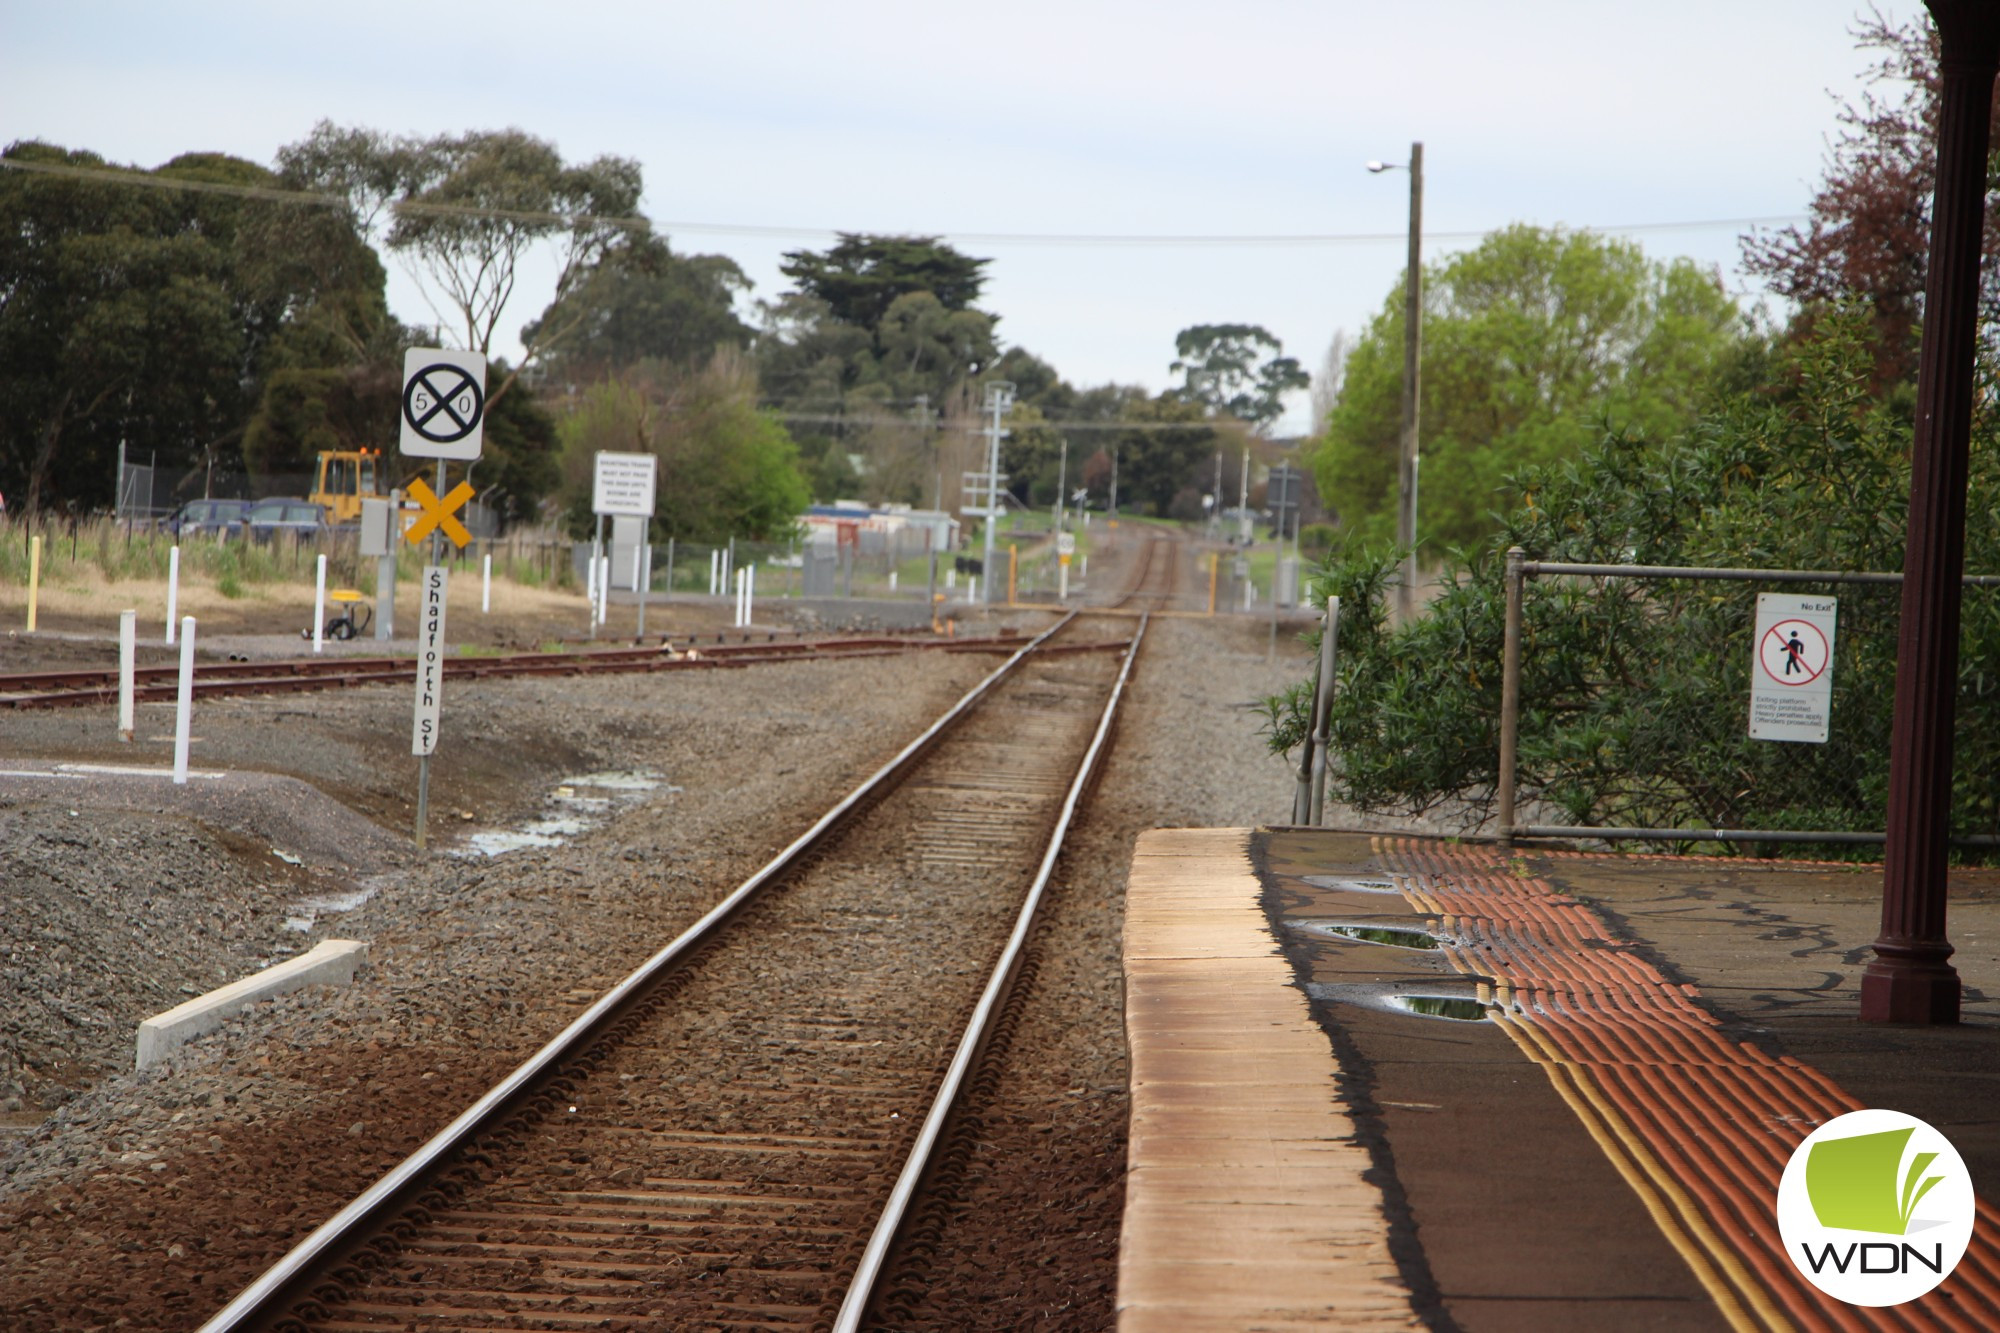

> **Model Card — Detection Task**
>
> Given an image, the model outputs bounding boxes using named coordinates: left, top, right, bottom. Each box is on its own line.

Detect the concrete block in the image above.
left=136, top=939, right=368, bottom=1069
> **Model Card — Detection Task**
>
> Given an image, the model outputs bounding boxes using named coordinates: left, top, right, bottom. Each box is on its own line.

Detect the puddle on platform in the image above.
left=462, top=770, right=678, bottom=858
left=281, top=886, right=379, bottom=933
left=1299, top=875, right=1403, bottom=895
left=1289, top=919, right=1442, bottom=950
left=1306, top=980, right=1496, bottom=1023
left=1390, top=995, right=1491, bottom=1021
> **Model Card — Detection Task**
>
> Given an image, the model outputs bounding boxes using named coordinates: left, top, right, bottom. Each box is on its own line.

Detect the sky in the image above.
left=4, top=1, right=1909, bottom=435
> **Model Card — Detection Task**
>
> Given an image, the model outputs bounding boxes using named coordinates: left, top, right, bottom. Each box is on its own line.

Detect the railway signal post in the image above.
left=399, top=348, right=487, bottom=851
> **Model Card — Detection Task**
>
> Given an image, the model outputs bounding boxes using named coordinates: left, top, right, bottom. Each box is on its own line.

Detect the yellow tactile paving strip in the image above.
left=1379, top=837, right=2000, bottom=1333
left=1118, top=827, right=1421, bottom=1331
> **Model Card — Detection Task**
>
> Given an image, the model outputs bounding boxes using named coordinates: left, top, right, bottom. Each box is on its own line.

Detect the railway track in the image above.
left=1108, top=531, right=1182, bottom=611
left=0, top=630, right=1054, bottom=711
left=199, top=610, right=1146, bottom=1332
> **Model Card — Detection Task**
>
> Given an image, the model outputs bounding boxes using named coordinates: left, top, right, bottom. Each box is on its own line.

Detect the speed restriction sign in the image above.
left=399, top=349, right=487, bottom=461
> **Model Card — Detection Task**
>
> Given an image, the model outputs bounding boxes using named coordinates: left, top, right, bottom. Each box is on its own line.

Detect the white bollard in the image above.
left=166, top=545, right=181, bottom=645
left=889, top=570, right=898, bottom=594
left=967, top=575, right=979, bottom=605
left=312, top=553, right=327, bottom=655
left=946, top=567, right=957, bottom=590
left=1082, top=554, right=1089, bottom=580
left=118, top=610, right=136, bottom=742
left=482, top=552, right=492, bottom=614
left=587, top=545, right=599, bottom=605
left=173, top=617, right=195, bottom=785
left=637, top=543, right=652, bottom=638
left=746, top=565, right=756, bottom=625
left=710, top=549, right=720, bottom=597
left=733, top=567, right=745, bottom=626
left=596, top=555, right=610, bottom=625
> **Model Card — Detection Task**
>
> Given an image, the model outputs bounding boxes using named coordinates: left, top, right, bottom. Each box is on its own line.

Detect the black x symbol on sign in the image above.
left=403, top=364, right=485, bottom=443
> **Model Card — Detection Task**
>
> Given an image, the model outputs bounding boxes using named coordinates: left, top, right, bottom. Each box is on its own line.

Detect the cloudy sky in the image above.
left=5, top=1, right=1906, bottom=432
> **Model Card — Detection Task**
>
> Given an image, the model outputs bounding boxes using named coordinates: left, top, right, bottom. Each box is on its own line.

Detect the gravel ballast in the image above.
left=0, top=600, right=1324, bottom=1330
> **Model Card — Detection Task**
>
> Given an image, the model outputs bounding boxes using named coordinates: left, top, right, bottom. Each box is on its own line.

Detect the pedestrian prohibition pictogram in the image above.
left=1749, top=593, right=1838, bottom=744
left=404, top=477, right=476, bottom=548
left=404, top=364, right=483, bottom=443
left=1759, top=618, right=1830, bottom=686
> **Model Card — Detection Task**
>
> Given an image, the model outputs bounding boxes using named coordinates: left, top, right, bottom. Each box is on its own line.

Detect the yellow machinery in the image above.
left=310, top=449, right=388, bottom=524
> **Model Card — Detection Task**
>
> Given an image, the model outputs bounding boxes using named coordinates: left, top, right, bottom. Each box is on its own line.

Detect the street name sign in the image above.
left=593, top=451, right=658, bottom=517
left=411, top=565, right=449, bottom=756
left=1749, top=592, right=1837, bottom=743
left=399, top=349, right=487, bottom=461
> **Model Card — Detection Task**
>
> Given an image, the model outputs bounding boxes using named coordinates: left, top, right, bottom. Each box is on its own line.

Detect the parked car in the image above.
left=160, top=498, right=254, bottom=539
left=244, top=498, right=331, bottom=543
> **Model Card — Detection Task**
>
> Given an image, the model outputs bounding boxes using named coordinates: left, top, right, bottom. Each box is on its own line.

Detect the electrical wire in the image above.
left=765, top=410, right=1251, bottom=434
left=0, top=155, right=1804, bottom=247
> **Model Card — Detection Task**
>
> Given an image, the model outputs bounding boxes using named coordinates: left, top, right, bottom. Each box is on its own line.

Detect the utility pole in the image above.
left=1108, top=442, right=1119, bottom=521
left=1212, top=450, right=1223, bottom=537
left=980, top=381, right=1014, bottom=605
left=1400, top=142, right=1424, bottom=621
left=1055, top=437, right=1068, bottom=531
left=1370, top=143, right=1424, bottom=620
left=913, top=394, right=940, bottom=511
left=1237, top=444, right=1251, bottom=544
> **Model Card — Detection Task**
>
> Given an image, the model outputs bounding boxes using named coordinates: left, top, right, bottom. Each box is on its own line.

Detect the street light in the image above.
left=1370, top=143, right=1423, bottom=622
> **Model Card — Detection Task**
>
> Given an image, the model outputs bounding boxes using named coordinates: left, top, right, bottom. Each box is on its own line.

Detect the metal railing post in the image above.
left=1308, top=595, right=1341, bottom=825
left=1291, top=614, right=1317, bottom=823
left=1497, top=546, right=1525, bottom=845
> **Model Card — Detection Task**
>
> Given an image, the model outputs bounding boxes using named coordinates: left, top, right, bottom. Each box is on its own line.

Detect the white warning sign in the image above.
left=1749, top=593, right=1837, bottom=743
left=592, top=451, right=658, bottom=518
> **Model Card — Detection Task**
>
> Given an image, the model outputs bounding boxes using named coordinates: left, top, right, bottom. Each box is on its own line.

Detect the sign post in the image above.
left=591, top=451, right=658, bottom=641
left=1748, top=593, right=1838, bottom=743
left=1057, top=530, right=1075, bottom=602
left=399, top=348, right=485, bottom=851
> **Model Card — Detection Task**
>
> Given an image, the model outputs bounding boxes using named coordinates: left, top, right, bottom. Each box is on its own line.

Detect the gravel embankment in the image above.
left=0, top=647, right=997, bottom=1330
left=0, top=605, right=1328, bottom=1331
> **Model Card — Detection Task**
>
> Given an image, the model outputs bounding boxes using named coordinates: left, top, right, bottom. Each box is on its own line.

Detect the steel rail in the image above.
left=196, top=610, right=1083, bottom=1333
left=0, top=631, right=1022, bottom=691
left=834, top=611, right=1151, bottom=1331
left=1109, top=534, right=1179, bottom=611
left=0, top=632, right=1039, bottom=709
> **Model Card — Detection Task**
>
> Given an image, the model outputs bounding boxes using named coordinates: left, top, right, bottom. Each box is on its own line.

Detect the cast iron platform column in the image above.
left=1864, top=0, right=2000, bottom=1024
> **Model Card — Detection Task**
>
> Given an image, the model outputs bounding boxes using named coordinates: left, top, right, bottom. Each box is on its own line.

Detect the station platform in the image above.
left=1119, top=828, right=2000, bottom=1331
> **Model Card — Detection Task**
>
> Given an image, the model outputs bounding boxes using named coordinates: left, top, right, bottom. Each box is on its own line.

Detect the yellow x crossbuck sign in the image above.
left=405, top=478, right=477, bottom=548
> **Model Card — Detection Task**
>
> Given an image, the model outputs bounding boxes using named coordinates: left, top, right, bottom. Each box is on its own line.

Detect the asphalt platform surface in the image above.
left=1255, top=830, right=1999, bottom=1332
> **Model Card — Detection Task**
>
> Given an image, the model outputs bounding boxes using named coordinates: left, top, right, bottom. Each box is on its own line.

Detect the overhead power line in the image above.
left=0, top=156, right=648, bottom=231
left=1, top=155, right=1804, bottom=247
left=767, top=410, right=1254, bottom=434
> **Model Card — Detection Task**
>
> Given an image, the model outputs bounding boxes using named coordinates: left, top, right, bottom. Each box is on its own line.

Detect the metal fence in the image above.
left=1494, top=551, right=2000, bottom=849
left=561, top=536, right=979, bottom=604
